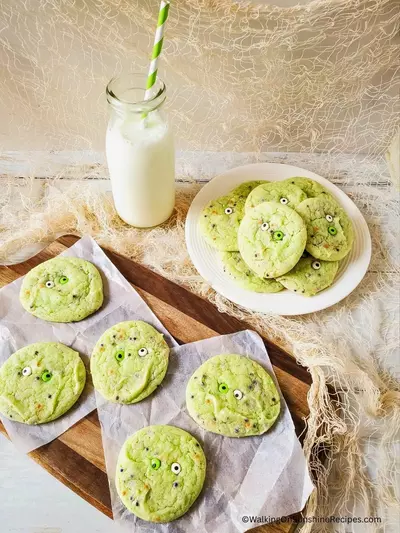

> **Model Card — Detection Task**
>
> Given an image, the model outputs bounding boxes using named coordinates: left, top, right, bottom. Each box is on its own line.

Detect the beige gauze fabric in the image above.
left=0, top=0, right=399, bottom=531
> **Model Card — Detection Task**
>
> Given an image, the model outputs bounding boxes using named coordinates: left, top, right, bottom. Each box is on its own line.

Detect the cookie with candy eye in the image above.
left=90, top=321, right=169, bottom=404
left=199, top=192, right=247, bottom=251
left=238, top=201, right=307, bottom=278
left=20, top=257, right=103, bottom=323
left=116, top=425, right=206, bottom=523
left=245, top=182, right=307, bottom=212
left=296, top=196, right=354, bottom=261
left=0, top=342, right=86, bottom=424
left=283, top=176, right=330, bottom=199
left=186, top=354, right=280, bottom=437
left=276, top=255, right=339, bottom=296
left=229, top=180, right=268, bottom=198
left=219, top=251, right=284, bottom=293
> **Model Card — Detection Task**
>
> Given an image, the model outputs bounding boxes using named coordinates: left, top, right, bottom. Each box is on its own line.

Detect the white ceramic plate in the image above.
left=185, top=163, right=371, bottom=315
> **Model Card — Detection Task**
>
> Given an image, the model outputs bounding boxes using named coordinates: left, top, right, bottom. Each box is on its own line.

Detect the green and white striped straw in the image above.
left=144, top=0, right=170, bottom=102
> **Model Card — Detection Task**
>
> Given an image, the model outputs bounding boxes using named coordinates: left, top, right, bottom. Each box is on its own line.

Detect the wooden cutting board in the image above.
left=0, top=235, right=311, bottom=533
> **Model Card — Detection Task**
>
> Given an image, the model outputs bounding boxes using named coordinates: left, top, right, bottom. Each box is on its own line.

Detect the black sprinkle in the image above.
left=336, top=248, right=340, bottom=251
left=100, top=344, right=104, bottom=347
left=48, top=395, right=52, bottom=399
left=116, top=396, right=119, bottom=401
left=302, top=290, right=305, bottom=293
left=120, top=468, right=124, bottom=472
left=204, top=215, right=207, bottom=217
left=17, top=372, right=21, bottom=376
left=36, top=377, right=40, bottom=380
left=133, top=338, right=137, bottom=341
left=73, top=294, right=77, bottom=298
left=173, top=482, right=178, bottom=488
left=254, top=253, right=258, bottom=257
left=234, top=428, right=239, bottom=433
left=145, top=447, right=149, bottom=451
left=294, top=289, right=297, bottom=292
left=272, top=397, right=276, bottom=402
left=130, top=496, right=134, bottom=501
left=244, top=418, right=249, bottom=422
left=194, top=377, right=198, bottom=379
left=136, top=501, right=139, bottom=507
left=202, top=374, right=207, bottom=380
left=196, top=443, right=200, bottom=447
left=128, top=353, right=131, bottom=357
left=191, top=395, right=194, bottom=399
left=35, top=351, right=39, bottom=355
left=9, top=414, right=12, bottom=418
left=212, top=224, right=216, bottom=228
left=113, top=334, right=116, bottom=338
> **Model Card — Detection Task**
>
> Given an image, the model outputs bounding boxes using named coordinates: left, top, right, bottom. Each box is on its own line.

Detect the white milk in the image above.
left=106, top=111, right=175, bottom=228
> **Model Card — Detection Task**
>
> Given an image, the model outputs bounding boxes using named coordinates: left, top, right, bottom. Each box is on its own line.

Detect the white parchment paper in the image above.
left=97, top=330, right=314, bottom=533
left=0, top=235, right=177, bottom=453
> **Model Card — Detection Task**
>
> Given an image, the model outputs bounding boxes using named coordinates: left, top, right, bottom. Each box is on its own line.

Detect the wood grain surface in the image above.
left=0, top=235, right=311, bottom=533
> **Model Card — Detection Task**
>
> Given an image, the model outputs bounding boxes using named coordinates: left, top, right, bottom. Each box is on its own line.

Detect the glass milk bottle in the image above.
left=106, top=74, right=175, bottom=228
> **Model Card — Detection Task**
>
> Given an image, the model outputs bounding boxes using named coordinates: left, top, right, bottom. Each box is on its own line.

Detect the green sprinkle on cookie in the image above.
left=0, top=342, right=86, bottom=424
left=116, top=425, right=206, bottom=522
left=186, top=354, right=280, bottom=437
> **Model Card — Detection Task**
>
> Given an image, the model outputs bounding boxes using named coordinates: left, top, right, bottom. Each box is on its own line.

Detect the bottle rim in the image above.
left=106, top=73, right=166, bottom=113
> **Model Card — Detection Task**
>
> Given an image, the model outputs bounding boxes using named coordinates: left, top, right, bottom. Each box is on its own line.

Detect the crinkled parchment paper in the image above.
left=97, top=329, right=314, bottom=533
left=0, top=235, right=176, bottom=452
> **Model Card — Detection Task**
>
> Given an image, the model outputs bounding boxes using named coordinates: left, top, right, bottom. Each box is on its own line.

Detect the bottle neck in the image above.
left=106, top=73, right=166, bottom=116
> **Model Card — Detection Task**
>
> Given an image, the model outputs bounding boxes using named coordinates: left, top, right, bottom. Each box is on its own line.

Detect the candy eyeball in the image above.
left=273, top=230, right=284, bottom=241
left=138, top=348, right=148, bottom=357
left=328, top=226, right=337, bottom=235
left=261, top=222, right=269, bottom=231
left=171, top=462, right=181, bottom=474
left=151, top=458, right=161, bottom=470
left=325, top=214, right=333, bottom=222
left=224, top=207, right=233, bottom=215
left=41, top=370, right=52, bottom=382
left=115, top=350, right=125, bottom=362
left=233, top=389, right=243, bottom=400
left=312, top=261, right=321, bottom=270
left=22, top=366, right=32, bottom=376
left=218, top=383, right=229, bottom=394
left=59, top=276, right=69, bottom=284
left=45, top=280, right=55, bottom=288
left=280, top=197, right=288, bottom=205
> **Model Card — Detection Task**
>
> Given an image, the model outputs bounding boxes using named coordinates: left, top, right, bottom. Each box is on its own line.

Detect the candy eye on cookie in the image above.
left=218, top=383, right=229, bottom=394
left=328, top=226, right=337, bottom=235
left=325, top=214, right=333, bottom=222
left=171, top=462, right=181, bottom=474
left=280, top=197, right=288, bottom=205
left=41, top=370, right=52, bottom=382
left=22, top=366, right=32, bottom=376
left=312, top=261, right=321, bottom=270
left=224, top=207, right=233, bottom=215
left=115, top=350, right=125, bottom=362
left=261, top=222, right=269, bottom=231
left=273, top=230, right=284, bottom=241
left=150, top=458, right=161, bottom=470
left=45, top=280, right=55, bottom=288
left=138, top=347, right=148, bottom=357
left=233, top=389, right=243, bottom=400
left=59, top=275, right=69, bottom=284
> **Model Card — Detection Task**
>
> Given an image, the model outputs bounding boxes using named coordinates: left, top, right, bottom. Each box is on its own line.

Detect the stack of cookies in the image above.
left=199, top=177, right=354, bottom=297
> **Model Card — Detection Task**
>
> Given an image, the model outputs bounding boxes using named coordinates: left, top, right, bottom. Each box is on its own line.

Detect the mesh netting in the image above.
left=0, top=0, right=399, bottom=154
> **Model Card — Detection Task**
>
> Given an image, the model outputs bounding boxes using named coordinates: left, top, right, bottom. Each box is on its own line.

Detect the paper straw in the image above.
left=144, top=0, right=170, bottom=102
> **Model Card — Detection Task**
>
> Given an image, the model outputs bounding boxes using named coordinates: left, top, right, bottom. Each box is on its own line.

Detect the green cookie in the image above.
left=296, top=196, right=354, bottom=261
left=90, top=321, right=169, bottom=404
left=277, top=255, right=339, bottom=296
left=186, top=354, right=280, bottom=437
left=238, top=202, right=307, bottom=278
left=245, top=182, right=307, bottom=212
left=0, top=342, right=86, bottom=425
left=220, top=252, right=284, bottom=293
left=283, top=176, right=329, bottom=198
left=230, top=180, right=267, bottom=198
left=20, top=257, right=103, bottom=323
left=116, top=425, right=206, bottom=523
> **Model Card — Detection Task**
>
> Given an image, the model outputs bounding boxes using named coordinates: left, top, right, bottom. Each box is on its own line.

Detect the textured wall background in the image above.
left=0, top=0, right=399, bottom=154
